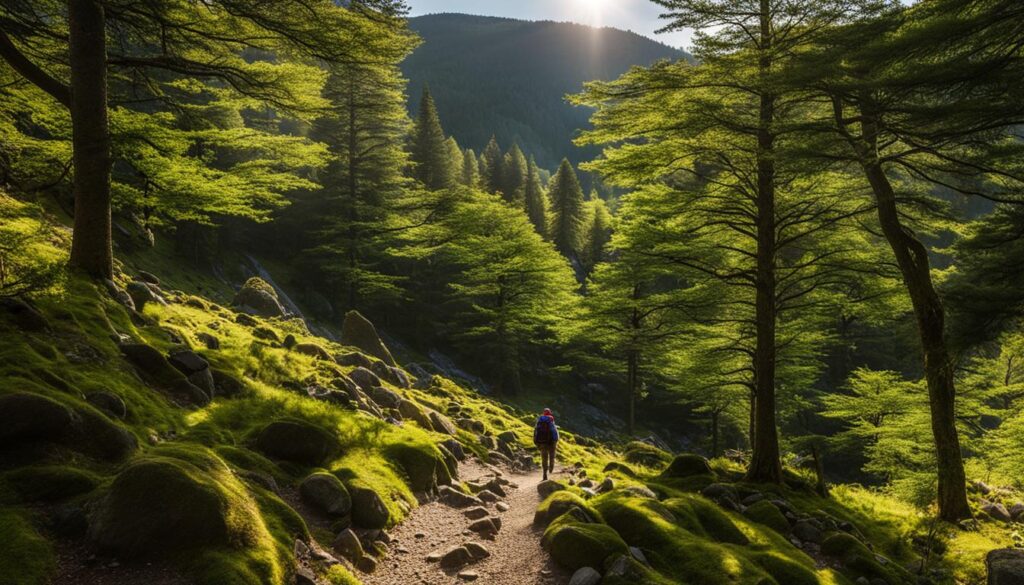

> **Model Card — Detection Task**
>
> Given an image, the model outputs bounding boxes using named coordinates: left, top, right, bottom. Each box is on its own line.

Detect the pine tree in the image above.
left=523, top=156, right=548, bottom=237
left=501, top=143, right=528, bottom=206
left=548, top=159, right=586, bottom=260
left=410, top=86, right=454, bottom=190
left=583, top=198, right=613, bottom=271
left=480, top=136, right=505, bottom=194
left=461, top=148, right=481, bottom=188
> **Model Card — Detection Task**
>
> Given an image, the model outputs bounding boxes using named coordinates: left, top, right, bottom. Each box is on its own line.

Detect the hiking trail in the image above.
left=365, top=458, right=570, bottom=585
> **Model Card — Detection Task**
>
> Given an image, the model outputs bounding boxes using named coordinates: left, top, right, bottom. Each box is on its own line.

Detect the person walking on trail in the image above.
left=534, top=408, right=559, bottom=481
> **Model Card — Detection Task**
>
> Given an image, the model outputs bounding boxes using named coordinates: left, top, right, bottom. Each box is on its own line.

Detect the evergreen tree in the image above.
left=410, top=86, right=454, bottom=190
left=523, top=156, right=549, bottom=237
left=480, top=135, right=505, bottom=194
left=548, top=159, right=586, bottom=260
left=501, top=143, right=528, bottom=206
left=583, top=198, right=613, bottom=271
left=461, top=148, right=481, bottom=188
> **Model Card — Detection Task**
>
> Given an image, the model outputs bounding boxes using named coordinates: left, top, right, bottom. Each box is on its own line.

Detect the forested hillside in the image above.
left=3, top=0, right=1024, bottom=584
left=402, top=14, right=687, bottom=171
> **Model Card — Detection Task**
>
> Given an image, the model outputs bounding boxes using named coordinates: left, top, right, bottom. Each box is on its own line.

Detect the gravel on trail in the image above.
left=366, top=458, right=570, bottom=585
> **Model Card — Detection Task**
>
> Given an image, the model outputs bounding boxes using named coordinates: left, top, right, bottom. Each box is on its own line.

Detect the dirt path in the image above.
left=366, top=459, right=570, bottom=585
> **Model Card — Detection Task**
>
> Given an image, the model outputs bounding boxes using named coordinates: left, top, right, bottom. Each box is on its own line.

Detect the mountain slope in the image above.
left=402, top=13, right=688, bottom=171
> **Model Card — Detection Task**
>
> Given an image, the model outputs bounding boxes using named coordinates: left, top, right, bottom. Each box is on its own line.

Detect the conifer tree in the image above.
left=583, top=198, right=613, bottom=271
left=523, top=156, right=549, bottom=237
left=410, top=86, right=453, bottom=190
left=548, top=159, right=586, bottom=260
left=480, top=136, right=505, bottom=194
left=501, top=143, right=528, bottom=206
left=461, top=148, right=481, bottom=188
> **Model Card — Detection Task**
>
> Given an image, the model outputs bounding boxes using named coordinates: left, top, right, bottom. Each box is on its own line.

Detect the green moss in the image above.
left=662, top=454, right=713, bottom=478
left=214, top=445, right=288, bottom=482
left=0, top=508, right=55, bottom=585
left=542, top=516, right=629, bottom=571
left=4, top=466, right=101, bottom=502
left=535, top=490, right=603, bottom=527
left=623, top=441, right=672, bottom=468
left=742, top=500, right=790, bottom=535
left=820, top=532, right=913, bottom=584
left=662, top=495, right=749, bottom=545
left=325, top=565, right=362, bottom=585
left=383, top=439, right=451, bottom=492
left=752, top=551, right=820, bottom=585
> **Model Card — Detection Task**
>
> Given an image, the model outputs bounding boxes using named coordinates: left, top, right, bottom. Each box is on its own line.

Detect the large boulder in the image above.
left=299, top=472, right=351, bottom=517
left=535, top=491, right=600, bottom=528
left=340, top=311, right=396, bottom=366
left=348, top=367, right=381, bottom=391
left=255, top=419, right=339, bottom=465
left=126, top=281, right=163, bottom=310
left=167, top=350, right=215, bottom=397
left=428, top=410, right=457, bottom=435
left=988, top=548, right=1024, bottom=585
left=742, top=500, right=790, bottom=534
left=347, top=480, right=390, bottom=529
left=89, top=445, right=266, bottom=557
left=0, top=393, right=136, bottom=462
left=543, top=520, right=628, bottom=572
left=398, top=399, right=433, bottom=430
left=120, top=343, right=209, bottom=406
left=232, top=277, right=285, bottom=318
left=662, top=454, right=713, bottom=478
left=386, top=442, right=452, bottom=492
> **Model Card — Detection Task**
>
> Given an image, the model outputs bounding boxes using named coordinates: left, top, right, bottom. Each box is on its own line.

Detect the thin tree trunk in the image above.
left=746, top=0, right=783, bottom=483
left=811, top=442, right=829, bottom=497
left=856, top=106, right=972, bottom=522
left=68, top=0, right=113, bottom=279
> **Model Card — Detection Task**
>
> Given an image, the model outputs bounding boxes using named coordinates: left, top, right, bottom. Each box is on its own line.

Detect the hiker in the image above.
left=534, top=408, right=559, bottom=480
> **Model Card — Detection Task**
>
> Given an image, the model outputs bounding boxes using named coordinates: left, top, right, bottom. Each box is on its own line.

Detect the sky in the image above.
left=407, top=0, right=694, bottom=50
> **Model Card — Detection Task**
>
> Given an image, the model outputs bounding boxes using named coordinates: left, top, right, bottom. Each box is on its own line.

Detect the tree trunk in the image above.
left=811, top=443, right=829, bottom=498
left=856, top=107, right=972, bottom=522
left=746, top=0, right=783, bottom=483
left=68, top=0, right=113, bottom=279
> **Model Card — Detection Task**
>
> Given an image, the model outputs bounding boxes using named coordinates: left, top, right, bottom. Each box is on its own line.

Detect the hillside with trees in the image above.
left=2, top=1, right=1024, bottom=585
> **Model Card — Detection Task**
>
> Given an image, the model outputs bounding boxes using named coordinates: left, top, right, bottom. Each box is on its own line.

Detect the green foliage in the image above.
left=410, top=86, right=455, bottom=190
left=0, top=192, right=67, bottom=298
left=548, top=159, right=587, bottom=259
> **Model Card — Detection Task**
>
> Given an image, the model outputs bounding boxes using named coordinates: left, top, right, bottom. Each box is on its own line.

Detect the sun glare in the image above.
left=572, top=0, right=611, bottom=26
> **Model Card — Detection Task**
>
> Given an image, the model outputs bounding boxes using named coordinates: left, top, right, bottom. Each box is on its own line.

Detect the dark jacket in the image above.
left=533, top=415, right=559, bottom=444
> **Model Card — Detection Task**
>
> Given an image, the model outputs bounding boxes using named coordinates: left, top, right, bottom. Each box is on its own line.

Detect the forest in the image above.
left=2, top=0, right=1024, bottom=584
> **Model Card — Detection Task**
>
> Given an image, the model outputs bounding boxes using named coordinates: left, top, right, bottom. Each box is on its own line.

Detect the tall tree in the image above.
left=461, top=148, right=481, bottom=188
left=0, top=0, right=389, bottom=279
left=583, top=197, right=613, bottom=272
left=410, top=86, right=454, bottom=190
left=480, top=135, right=504, bottom=194
left=548, top=159, right=586, bottom=260
left=501, top=143, right=528, bottom=206
left=523, top=156, right=549, bottom=237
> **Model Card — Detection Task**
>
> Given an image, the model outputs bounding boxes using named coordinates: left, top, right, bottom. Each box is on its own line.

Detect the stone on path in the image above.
left=457, top=570, right=479, bottom=581
left=440, top=545, right=474, bottom=569
left=569, top=567, right=602, bottom=585
left=496, top=502, right=510, bottom=512
left=463, top=506, right=490, bottom=520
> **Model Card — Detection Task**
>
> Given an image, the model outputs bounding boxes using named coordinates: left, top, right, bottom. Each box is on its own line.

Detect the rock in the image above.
left=295, top=567, right=317, bottom=585
left=497, top=431, right=518, bottom=444
left=356, top=556, right=377, bottom=573
left=496, top=502, right=510, bottom=512
left=349, top=367, right=382, bottom=391
left=340, top=310, right=396, bottom=366
left=468, top=517, right=501, bottom=535
left=1010, top=503, right=1024, bottom=520
left=792, top=520, right=823, bottom=544
left=252, top=327, right=279, bottom=342
left=137, top=270, right=159, bottom=285
left=741, top=493, right=766, bottom=506
left=972, top=480, right=993, bottom=495
left=701, top=483, right=738, bottom=506
left=195, top=332, right=220, bottom=350
left=743, top=500, right=791, bottom=534
left=544, top=521, right=629, bottom=572
left=331, top=528, right=363, bottom=561
left=440, top=545, right=474, bottom=569
left=337, top=352, right=375, bottom=369
left=622, top=484, right=657, bottom=499
left=348, top=481, right=390, bottom=528
left=464, top=507, right=490, bottom=520
left=0, top=392, right=136, bottom=461
left=465, top=542, right=490, bottom=560
left=255, top=419, right=338, bottom=465
left=103, top=279, right=136, bottom=311
left=167, top=349, right=214, bottom=395
left=597, top=477, right=615, bottom=493
left=211, top=369, right=245, bottom=398
left=0, top=297, right=48, bottom=331
left=457, top=418, right=486, bottom=434
left=398, top=399, right=433, bottom=430
left=370, top=386, right=401, bottom=409
left=120, top=343, right=209, bottom=405
left=85, top=392, right=127, bottom=419
left=538, top=480, right=566, bottom=499
left=300, top=472, right=352, bottom=516
left=457, top=570, right=479, bottom=581
left=569, top=567, right=602, bottom=585
left=662, top=454, right=713, bottom=478
left=440, top=485, right=483, bottom=508
left=127, top=280, right=161, bottom=309
left=296, top=343, right=333, bottom=361
left=235, top=313, right=258, bottom=327
left=629, top=546, right=649, bottom=566
left=983, top=502, right=1013, bottom=523
left=441, top=439, right=467, bottom=461
left=89, top=445, right=261, bottom=557
left=602, top=461, right=637, bottom=477
left=232, top=277, right=285, bottom=318
left=987, top=548, right=1024, bottom=585
left=477, top=489, right=499, bottom=503
left=429, top=410, right=457, bottom=435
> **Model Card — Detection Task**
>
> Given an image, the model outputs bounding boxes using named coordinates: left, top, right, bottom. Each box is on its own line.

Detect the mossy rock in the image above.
left=0, top=392, right=137, bottom=462
left=751, top=551, right=820, bottom=585
left=0, top=508, right=55, bottom=585
left=89, top=444, right=269, bottom=558
left=344, top=478, right=391, bottom=529
left=661, top=495, right=749, bottom=545
left=821, top=532, right=912, bottom=584
left=232, top=277, right=285, bottom=318
left=299, top=472, right=351, bottom=517
left=255, top=419, right=339, bottom=466
left=623, top=442, right=672, bottom=468
left=340, top=310, right=396, bottom=366
left=534, top=491, right=602, bottom=528
left=603, top=461, right=637, bottom=477
left=662, top=454, right=712, bottom=478
left=742, top=500, right=790, bottom=534
left=543, top=517, right=629, bottom=571
left=384, top=441, right=451, bottom=492
left=5, top=466, right=100, bottom=502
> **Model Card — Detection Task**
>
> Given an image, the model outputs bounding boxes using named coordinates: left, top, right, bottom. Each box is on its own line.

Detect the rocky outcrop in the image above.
left=232, top=277, right=285, bottom=318
left=340, top=310, right=396, bottom=366
left=255, top=419, right=339, bottom=465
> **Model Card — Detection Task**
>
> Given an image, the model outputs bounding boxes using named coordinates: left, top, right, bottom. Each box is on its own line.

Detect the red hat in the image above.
left=543, top=408, right=552, bottom=416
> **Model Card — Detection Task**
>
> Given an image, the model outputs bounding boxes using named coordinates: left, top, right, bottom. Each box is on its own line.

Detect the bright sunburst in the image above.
left=571, top=0, right=612, bottom=26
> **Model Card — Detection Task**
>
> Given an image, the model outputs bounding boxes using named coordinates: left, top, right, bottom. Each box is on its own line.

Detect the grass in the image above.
left=0, top=508, right=55, bottom=585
